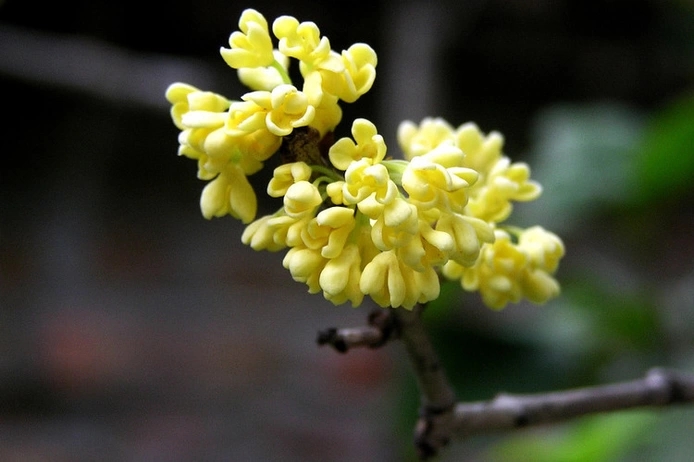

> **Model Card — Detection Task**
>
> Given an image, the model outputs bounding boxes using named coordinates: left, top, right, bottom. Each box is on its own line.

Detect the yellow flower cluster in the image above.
left=400, top=118, right=564, bottom=308
left=167, top=9, right=564, bottom=310
left=166, top=9, right=376, bottom=223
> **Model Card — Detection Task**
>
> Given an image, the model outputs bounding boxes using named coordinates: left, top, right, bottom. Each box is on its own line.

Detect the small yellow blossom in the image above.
left=320, top=44, right=378, bottom=103
left=167, top=82, right=267, bottom=223
left=519, top=226, right=565, bottom=273
left=360, top=250, right=440, bottom=309
left=283, top=181, right=322, bottom=218
left=237, top=50, right=290, bottom=91
left=397, top=117, right=456, bottom=159
left=435, top=213, right=495, bottom=266
left=360, top=250, right=408, bottom=307
left=459, top=229, right=527, bottom=309
left=300, top=69, right=325, bottom=108
left=326, top=180, right=346, bottom=205
left=267, top=162, right=313, bottom=197
left=444, top=226, right=563, bottom=309
left=283, top=245, right=326, bottom=293
left=306, top=206, right=357, bottom=258
left=417, top=220, right=456, bottom=263
left=300, top=214, right=337, bottom=253
left=272, top=16, right=338, bottom=70
left=199, top=128, right=264, bottom=174
left=225, top=100, right=268, bottom=140
left=329, top=118, right=387, bottom=170
left=400, top=213, right=487, bottom=272
left=310, top=93, right=343, bottom=136
left=456, top=122, right=504, bottom=175
left=319, top=244, right=364, bottom=306
left=521, top=268, right=561, bottom=304
left=342, top=159, right=396, bottom=205
left=220, top=8, right=274, bottom=69
left=241, top=85, right=316, bottom=136
left=200, top=164, right=257, bottom=223
left=370, top=199, right=419, bottom=251
left=180, top=110, right=227, bottom=131
left=402, top=147, right=479, bottom=213
left=241, top=214, right=286, bottom=252
left=381, top=196, right=419, bottom=229
left=266, top=214, right=312, bottom=248
left=466, top=157, right=542, bottom=223
left=231, top=127, right=282, bottom=163
left=166, top=83, right=199, bottom=129
left=166, top=83, right=231, bottom=130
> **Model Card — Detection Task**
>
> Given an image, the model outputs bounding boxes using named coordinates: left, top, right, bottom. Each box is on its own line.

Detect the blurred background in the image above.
left=1, top=0, right=694, bottom=460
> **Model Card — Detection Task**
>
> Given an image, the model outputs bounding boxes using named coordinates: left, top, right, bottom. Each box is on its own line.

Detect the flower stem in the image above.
left=272, top=59, right=292, bottom=85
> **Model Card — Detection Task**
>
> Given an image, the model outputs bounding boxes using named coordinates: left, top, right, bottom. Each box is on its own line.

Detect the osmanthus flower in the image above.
left=519, top=225, right=565, bottom=274
left=401, top=142, right=479, bottom=214
left=220, top=8, right=274, bottom=69
left=465, top=157, right=542, bottom=223
left=310, top=93, right=344, bottom=137
left=318, top=43, right=378, bottom=103
left=369, top=197, right=419, bottom=249
left=302, top=207, right=357, bottom=259
left=435, top=212, right=495, bottom=267
left=232, top=84, right=316, bottom=137
left=398, top=117, right=457, bottom=159
left=168, top=9, right=382, bottom=216
left=329, top=118, right=387, bottom=170
left=319, top=243, right=365, bottom=306
left=168, top=8, right=565, bottom=311
left=272, top=15, right=337, bottom=68
left=237, top=51, right=290, bottom=92
left=455, top=122, right=505, bottom=177
left=272, top=15, right=378, bottom=107
left=167, top=83, right=231, bottom=130
left=360, top=250, right=440, bottom=309
left=241, top=215, right=286, bottom=252
left=342, top=159, right=397, bottom=206
left=282, top=245, right=326, bottom=294
left=199, top=164, right=257, bottom=222
left=398, top=118, right=542, bottom=224
left=442, top=227, right=564, bottom=309
left=283, top=181, right=323, bottom=218
left=267, top=161, right=313, bottom=197
left=165, top=83, right=262, bottom=222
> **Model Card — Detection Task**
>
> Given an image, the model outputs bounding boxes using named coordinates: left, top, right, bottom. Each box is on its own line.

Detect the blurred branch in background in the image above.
left=0, top=23, right=220, bottom=109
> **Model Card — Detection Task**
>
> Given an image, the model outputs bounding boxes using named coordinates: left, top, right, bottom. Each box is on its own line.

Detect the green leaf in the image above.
left=628, top=93, right=694, bottom=205
left=520, top=102, right=644, bottom=233
left=489, top=411, right=658, bottom=462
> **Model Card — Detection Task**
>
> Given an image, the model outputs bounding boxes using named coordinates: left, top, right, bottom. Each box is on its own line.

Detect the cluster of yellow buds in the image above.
left=166, top=9, right=564, bottom=310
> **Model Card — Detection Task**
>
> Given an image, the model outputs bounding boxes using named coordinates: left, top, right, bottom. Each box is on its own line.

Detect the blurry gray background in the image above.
left=2, top=0, right=694, bottom=461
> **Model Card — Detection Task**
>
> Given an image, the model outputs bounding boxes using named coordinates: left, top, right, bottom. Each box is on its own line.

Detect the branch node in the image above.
left=421, top=402, right=457, bottom=417
left=367, top=309, right=397, bottom=348
left=316, top=309, right=397, bottom=353
left=415, top=402, right=456, bottom=460
left=316, top=328, right=348, bottom=353
left=646, top=367, right=694, bottom=404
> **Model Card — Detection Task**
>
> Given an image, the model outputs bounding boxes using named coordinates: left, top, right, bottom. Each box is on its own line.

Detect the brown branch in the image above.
left=453, top=367, right=694, bottom=437
left=317, top=309, right=395, bottom=353
left=391, top=305, right=458, bottom=460
left=316, top=303, right=459, bottom=458
left=318, top=308, right=694, bottom=461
